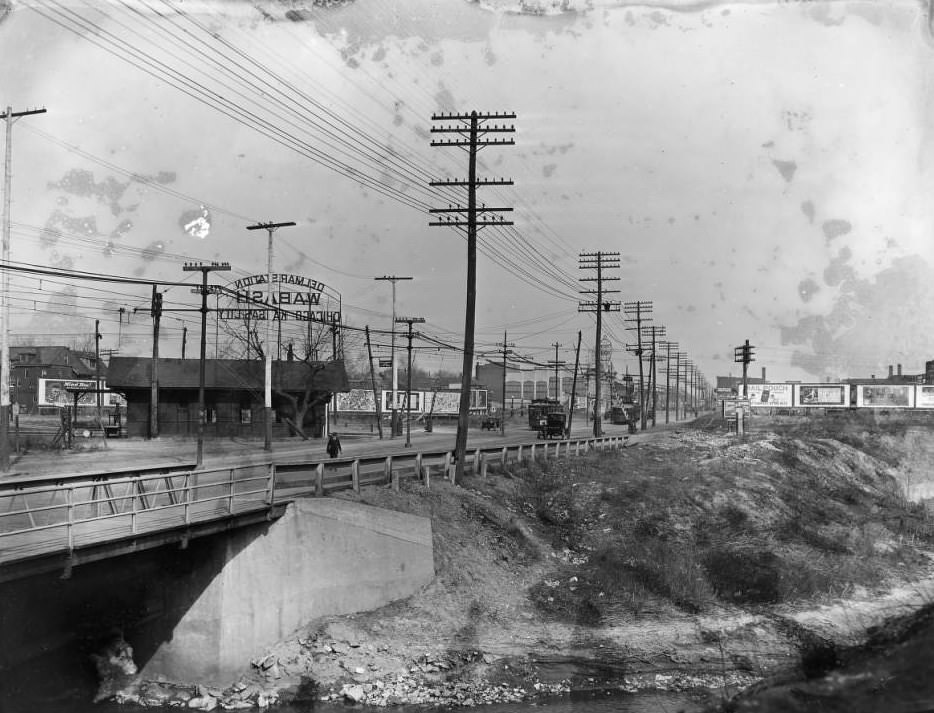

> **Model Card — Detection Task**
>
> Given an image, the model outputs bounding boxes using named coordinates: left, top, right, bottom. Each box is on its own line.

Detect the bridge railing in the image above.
left=0, top=434, right=627, bottom=568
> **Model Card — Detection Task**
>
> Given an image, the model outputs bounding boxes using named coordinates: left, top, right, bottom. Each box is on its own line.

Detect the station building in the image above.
left=106, top=357, right=349, bottom=439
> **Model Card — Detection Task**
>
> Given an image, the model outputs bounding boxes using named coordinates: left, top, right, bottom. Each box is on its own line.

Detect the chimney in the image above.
left=888, top=365, right=894, bottom=379
left=761, top=367, right=766, bottom=381
left=897, top=364, right=903, bottom=377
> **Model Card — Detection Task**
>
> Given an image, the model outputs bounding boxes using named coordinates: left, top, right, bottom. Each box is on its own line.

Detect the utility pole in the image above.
left=184, top=261, right=230, bottom=468
left=734, top=339, right=755, bottom=398
left=0, top=105, right=45, bottom=472
left=642, top=325, right=665, bottom=428
left=567, top=330, right=582, bottom=436
left=579, top=251, right=620, bottom=437
left=375, top=275, right=412, bottom=439
left=429, top=109, right=515, bottom=484
left=95, top=319, right=102, bottom=425
left=150, top=286, right=162, bottom=438
left=396, top=316, right=425, bottom=448
left=182, top=326, right=187, bottom=359
left=495, top=331, right=514, bottom=436
left=365, top=326, right=383, bottom=439
left=548, top=342, right=565, bottom=404
left=247, top=220, right=296, bottom=451
left=624, top=301, right=653, bottom=430
left=675, top=351, right=686, bottom=421
left=663, top=341, right=678, bottom=424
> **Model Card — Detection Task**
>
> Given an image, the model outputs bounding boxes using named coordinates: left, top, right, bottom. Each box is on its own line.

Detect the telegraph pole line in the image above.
left=430, top=109, right=515, bottom=484
left=663, top=341, right=678, bottom=424
left=734, top=339, right=755, bottom=398
left=184, top=261, right=231, bottom=468
left=624, top=301, right=653, bottom=430
left=375, top=275, right=413, bottom=440
left=0, top=105, right=45, bottom=472
left=675, top=351, right=686, bottom=421
left=642, top=325, right=665, bottom=428
left=496, top=331, right=515, bottom=437
left=246, top=220, right=296, bottom=452
left=365, top=326, right=384, bottom=440
left=395, top=316, right=425, bottom=449
left=150, top=285, right=162, bottom=438
left=579, top=251, right=620, bottom=437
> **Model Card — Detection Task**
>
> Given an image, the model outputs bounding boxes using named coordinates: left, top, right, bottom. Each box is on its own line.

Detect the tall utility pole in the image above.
left=663, top=341, right=678, bottom=424
left=567, top=330, right=582, bottom=436
left=184, top=261, right=230, bottom=468
left=395, top=316, right=425, bottom=448
left=675, top=351, right=686, bottom=420
left=624, top=301, right=653, bottom=430
left=375, top=276, right=412, bottom=439
left=0, top=106, right=45, bottom=471
left=684, top=360, right=694, bottom=417
left=642, top=325, right=665, bottom=428
left=734, top=339, right=755, bottom=398
left=150, top=286, right=162, bottom=438
left=246, top=220, right=295, bottom=451
left=548, top=342, right=565, bottom=402
left=495, top=331, right=514, bottom=437
left=578, top=251, right=620, bottom=437
left=95, top=320, right=102, bottom=425
left=429, top=110, right=515, bottom=484
left=365, top=326, right=383, bottom=439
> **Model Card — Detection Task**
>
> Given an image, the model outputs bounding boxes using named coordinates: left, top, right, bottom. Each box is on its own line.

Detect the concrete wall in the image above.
left=142, top=498, right=434, bottom=684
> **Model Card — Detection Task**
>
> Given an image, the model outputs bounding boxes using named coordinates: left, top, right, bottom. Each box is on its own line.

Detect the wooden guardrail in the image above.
left=0, top=434, right=627, bottom=569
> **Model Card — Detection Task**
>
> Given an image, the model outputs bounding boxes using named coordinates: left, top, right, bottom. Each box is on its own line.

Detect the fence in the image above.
left=0, top=434, right=628, bottom=570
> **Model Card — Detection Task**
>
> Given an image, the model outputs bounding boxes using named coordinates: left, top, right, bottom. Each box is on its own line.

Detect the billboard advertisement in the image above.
left=915, top=385, right=934, bottom=409
left=382, top=391, right=422, bottom=413
left=335, top=389, right=378, bottom=412
left=426, top=391, right=460, bottom=415
left=794, top=384, right=847, bottom=407
left=856, top=384, right=914, bottom=408
left=746, top=383, right=793, bottom=408
left=38, top=379, right=126, bottom=407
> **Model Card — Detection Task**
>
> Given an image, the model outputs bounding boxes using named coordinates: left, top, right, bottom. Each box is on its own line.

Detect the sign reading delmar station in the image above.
left=217, top=273, right=340, bottom=323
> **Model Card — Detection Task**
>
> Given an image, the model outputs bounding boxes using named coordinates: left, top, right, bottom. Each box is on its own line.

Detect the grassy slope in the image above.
left=264, top=415, right=934, bottom=704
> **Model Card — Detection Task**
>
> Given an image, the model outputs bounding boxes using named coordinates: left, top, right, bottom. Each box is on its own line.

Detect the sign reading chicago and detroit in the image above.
left=218, top=273, right=340, bottom=322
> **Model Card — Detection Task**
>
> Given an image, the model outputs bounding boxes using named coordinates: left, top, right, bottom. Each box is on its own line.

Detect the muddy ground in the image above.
left=129, top=413, right=934, bottom=710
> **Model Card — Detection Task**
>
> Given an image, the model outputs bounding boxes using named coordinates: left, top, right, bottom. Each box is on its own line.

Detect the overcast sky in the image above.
left=1, top=0, right=932, bottom=384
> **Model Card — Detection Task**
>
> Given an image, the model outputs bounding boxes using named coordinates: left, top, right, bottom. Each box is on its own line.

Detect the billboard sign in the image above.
left=335, top=389, right=378, bottom=412
left=38, top=379, right=126, bottom=407
left=916, top=385, right=934, bottom=409
left=856, top=384, right=913, bottom=408
left=746, top=383, right=793, bottom=408
left=383, top=391, right=422, bottom=412
left=795, top=384, right=847, bottom=407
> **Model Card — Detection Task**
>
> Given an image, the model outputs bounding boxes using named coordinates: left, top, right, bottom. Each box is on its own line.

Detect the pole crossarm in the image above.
left=429, top=108, right=516, bottom=484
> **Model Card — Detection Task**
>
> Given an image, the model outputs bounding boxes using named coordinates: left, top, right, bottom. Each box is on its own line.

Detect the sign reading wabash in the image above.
left=217, top=273, right=340, bottom=323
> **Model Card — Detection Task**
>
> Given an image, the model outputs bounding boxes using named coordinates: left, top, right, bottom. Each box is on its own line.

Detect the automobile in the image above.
left=481, top=415, right=501, bottom=431
left=537, top=411, right=567, bottom=439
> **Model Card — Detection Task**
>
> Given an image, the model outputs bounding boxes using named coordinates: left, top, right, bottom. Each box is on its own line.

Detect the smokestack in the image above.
left=761, top=367, right=766, bottom=381
left=888, top=365, right=894, bottom=379
left=897, top=364, right=902, bottom=377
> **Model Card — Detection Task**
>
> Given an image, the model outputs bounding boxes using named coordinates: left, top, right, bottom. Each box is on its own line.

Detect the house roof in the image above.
left=106, top=357, right=350, bottom=392
left=10, top=346, right=99, bottom=376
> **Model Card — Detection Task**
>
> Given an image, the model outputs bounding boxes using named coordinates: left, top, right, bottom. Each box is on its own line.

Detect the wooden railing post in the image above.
left=516, top=445, right=522, bottom=463
left=267, top=463, right=277, bottom=507
left=481, top=453, right=488, bottom=479
left=67, top=486, right=75, bottom=551
left=352, top=460, right=360, bottom=493
left=388, top=456, right=399, bottom=492
left=183, top=472, right=191, bottom=526
left=315, top=463, right=324, bottom=496
left=415, top=453, right=423, bottom=482
left=227, top=469, right=235, bottom=514
left=473, top=448, right=481, bottom=475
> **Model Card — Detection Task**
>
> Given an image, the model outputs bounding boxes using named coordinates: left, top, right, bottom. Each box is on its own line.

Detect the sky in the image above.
left=1, top=0, right=933, bottom=385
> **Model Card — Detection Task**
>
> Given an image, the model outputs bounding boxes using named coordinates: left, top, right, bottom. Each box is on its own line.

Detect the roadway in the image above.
left=0, top=414, right=695, bottom=482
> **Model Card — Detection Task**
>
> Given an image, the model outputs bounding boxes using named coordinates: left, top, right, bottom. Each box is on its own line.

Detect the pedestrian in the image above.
left=327, top=432, right=342, bottom=459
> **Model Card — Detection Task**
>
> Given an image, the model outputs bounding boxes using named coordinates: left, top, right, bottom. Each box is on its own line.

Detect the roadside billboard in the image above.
left=382, top=391, right=422, bottom=413
left=856, top=384, right=914, bottom=408
left=746, top=383, right=793, bottom=408
left=915, top=385, right=934, bottom=409
left=794, top=384, right=847, bottom=408
left=335, top=389, right=378, bottom=412
left=38, top=379, right=126, bottom=407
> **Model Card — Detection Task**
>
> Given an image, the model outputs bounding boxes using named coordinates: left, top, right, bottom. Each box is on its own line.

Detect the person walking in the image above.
left=326, top=432, right=342, bottom=459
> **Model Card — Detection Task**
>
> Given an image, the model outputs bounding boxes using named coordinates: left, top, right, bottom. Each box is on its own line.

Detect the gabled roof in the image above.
left=10, top=346, right=99, bottom=376
left=106, top=357, right=349, bottom=392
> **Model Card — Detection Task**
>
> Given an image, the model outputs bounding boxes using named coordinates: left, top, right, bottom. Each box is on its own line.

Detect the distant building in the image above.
left=716, top=367, right=768, bottom=395
left=844, top=363, right=923, bottom=386
left=106, top=357, right=349, bottom=439
left=10, top=345, right=103, bottom=414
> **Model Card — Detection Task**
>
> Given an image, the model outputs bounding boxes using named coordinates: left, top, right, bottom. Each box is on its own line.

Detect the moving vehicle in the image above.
left=537, top=411, right=567, bottom=439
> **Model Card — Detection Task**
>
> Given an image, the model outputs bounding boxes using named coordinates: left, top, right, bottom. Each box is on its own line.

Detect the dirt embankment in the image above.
left=119, top=416, right=934, bottom=710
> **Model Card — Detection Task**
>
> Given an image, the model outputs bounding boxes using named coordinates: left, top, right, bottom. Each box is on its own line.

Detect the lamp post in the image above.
left=246, top=221, right=295, bottom=451
left=395, top=316, right=424, bottom=448
left=183, top=261, right=230, bottom=467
